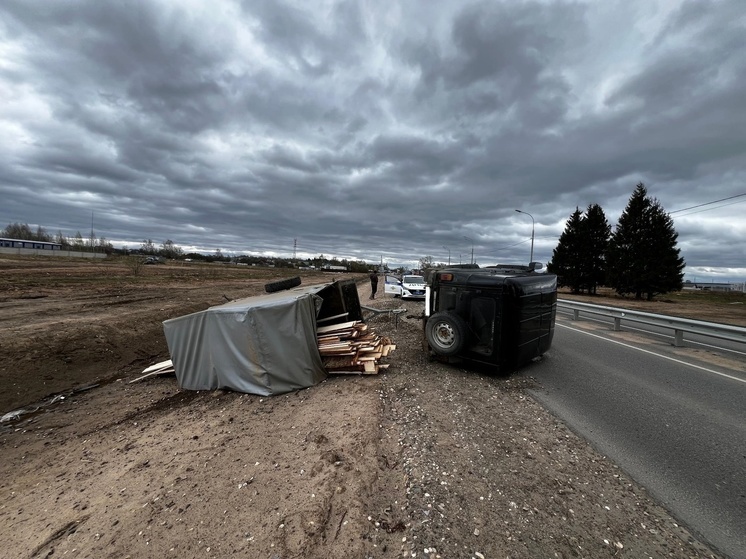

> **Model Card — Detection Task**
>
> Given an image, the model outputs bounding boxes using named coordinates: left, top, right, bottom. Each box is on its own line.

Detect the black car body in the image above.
left=423, top=264, right=557, bottom=371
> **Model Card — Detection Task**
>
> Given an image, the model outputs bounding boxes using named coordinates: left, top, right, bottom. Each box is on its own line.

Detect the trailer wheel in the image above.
left=264, top=276, right=301, bottom=293
left=426, top=312, right=468, bottom=356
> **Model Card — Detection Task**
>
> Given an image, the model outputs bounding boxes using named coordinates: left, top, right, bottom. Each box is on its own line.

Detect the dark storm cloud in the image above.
left=0, top=0, right=744, bottom=280
left=245, top=0, right=366, bottom=75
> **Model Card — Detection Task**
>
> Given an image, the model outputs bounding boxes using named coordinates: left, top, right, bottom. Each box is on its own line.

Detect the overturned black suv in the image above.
left=423, top=263, right=557, bottom=372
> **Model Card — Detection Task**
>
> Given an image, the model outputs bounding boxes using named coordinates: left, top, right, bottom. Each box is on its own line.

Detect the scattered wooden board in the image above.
left=129, top=361, right=176, bottom=384
left=317, top=320, right=395, bottom=375
left=141, top=359, right=173, bottom=374
left=316, top=320, right=358, bottom=334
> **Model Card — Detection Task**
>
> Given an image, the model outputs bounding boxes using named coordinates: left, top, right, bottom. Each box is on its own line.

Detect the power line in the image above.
left=670, top=200, right=746, bottom=217
left=484, top=239, right=530, bottom=254
left=669, top=193, right=746, bottom=214
left=483, top=235, right=560, bottom=254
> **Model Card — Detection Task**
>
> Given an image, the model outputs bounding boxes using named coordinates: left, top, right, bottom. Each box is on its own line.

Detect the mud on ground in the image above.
left=0, top=257, right=729, bottom=558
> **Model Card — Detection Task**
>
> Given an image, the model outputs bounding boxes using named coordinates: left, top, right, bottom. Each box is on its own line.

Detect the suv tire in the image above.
left=425, top=311, right=468, bottom=356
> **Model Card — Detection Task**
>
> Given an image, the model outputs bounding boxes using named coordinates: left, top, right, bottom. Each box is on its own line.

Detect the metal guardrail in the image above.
left=360, top=305, right=407, bottom=328
left=557, top=299, right=746, bottom=348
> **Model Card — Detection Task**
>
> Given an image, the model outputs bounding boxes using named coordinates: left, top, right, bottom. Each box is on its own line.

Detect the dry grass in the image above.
left=558, top=286, right=746, bottom=326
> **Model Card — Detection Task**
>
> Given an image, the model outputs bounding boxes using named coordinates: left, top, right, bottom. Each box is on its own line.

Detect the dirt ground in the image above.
left=0, top=256, right=738, bottom=559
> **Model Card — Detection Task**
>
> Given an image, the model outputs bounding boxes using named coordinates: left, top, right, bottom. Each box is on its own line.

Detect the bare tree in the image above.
left=141, top=239, right=156, bottom=254
left=419, top=255, right=435, bottom=272
left=126, top=256, right=145, bottom=276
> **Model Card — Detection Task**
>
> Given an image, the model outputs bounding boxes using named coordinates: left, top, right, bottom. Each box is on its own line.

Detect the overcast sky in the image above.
left=1, top=0, right=744, bottom=281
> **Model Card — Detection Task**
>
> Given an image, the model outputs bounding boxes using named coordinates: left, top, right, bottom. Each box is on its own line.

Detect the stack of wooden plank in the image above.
left=316, top=320, right=396, bottom=374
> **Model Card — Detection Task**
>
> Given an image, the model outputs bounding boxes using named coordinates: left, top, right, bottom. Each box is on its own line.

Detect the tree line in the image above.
left=136, top=239, right=373, bottom=272
left=547, top=183, right=685, bottom=300
left=0, top=224, right=375, bottom=272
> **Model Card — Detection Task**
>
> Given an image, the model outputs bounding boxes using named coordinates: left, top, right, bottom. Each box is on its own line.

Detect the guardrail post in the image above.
left=674, top=329, right=684, bottom=347
left=573, top=309, right=579, bottom=321
left=614, top=317, right=621, bottom=331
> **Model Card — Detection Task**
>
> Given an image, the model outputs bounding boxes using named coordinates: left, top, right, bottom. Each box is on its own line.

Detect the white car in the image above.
left=383, top=274, right=427, bottom=299
left=399, top=275, right=426, bottom=299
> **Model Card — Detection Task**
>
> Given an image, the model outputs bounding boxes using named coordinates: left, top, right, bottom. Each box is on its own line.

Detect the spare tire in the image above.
left=425, top=311, right=468, bottom=356
left=264, top=276, right=302, bottom=293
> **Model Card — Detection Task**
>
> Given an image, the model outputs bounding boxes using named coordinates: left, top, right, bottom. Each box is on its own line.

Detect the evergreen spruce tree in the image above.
left=642, top=204, right=685, bottom=299
left=606, top=183, right=684, bottom=300
left=579, top=203, right=611, bottom=295
left=547, top=208, right=584, bottom=293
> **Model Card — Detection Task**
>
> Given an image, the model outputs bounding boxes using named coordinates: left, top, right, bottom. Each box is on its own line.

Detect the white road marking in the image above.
left=558, top=323, right=746, bottom=385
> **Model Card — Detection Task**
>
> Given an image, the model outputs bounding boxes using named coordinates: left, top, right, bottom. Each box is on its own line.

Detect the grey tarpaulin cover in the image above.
left=162, top=285, right=330, bottom=396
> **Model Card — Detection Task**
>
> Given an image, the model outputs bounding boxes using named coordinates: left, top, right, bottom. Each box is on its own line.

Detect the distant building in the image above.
left=0, top=237, right=61, bottom=250
left=0, top=237, right=106, bottom=259
left=684, top=281, right=743, bottom=292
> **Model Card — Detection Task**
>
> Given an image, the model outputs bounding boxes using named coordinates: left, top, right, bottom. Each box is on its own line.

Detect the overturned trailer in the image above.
left=423, top=264, right=557, bottom=372
left=163, top=279, right=362, bottom=396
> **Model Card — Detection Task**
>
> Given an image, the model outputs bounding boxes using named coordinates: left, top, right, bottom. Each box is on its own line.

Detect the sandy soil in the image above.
left=0, top=256, right=735, bottom=558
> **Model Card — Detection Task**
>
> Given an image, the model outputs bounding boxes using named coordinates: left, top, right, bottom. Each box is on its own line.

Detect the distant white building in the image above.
left=684, top=281, right=744, bottom=292
left=0, top=237, right=61, bottom=250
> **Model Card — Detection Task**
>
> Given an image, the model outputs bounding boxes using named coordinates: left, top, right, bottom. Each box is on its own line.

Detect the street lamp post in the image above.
left=515, top=209, right=535, bottom=263
left=463, top=236, right=474, bottom=265
left=442, top=245, right=450, bottom=265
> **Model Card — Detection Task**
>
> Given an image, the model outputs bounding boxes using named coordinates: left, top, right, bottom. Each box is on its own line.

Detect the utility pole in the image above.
left=90, top=211, right=95, bottom=253
left=515, top=209, right=535, bottom=263
left=463, top=236, right=474, bottom=265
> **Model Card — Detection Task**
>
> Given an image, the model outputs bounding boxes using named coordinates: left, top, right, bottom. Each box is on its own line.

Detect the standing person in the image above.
left=369, top=270, right=379, bottom=299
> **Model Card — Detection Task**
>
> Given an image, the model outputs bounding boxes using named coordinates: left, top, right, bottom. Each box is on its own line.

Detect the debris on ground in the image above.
left=317, top=320, right=395, bottom=374
left=128, top=359, right=176, bottom=383
left=162, top=284, right=336, bottom=395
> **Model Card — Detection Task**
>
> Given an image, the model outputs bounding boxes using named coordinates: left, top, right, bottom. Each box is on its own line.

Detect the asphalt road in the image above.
left=522, top=319, right=746, bottom=559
